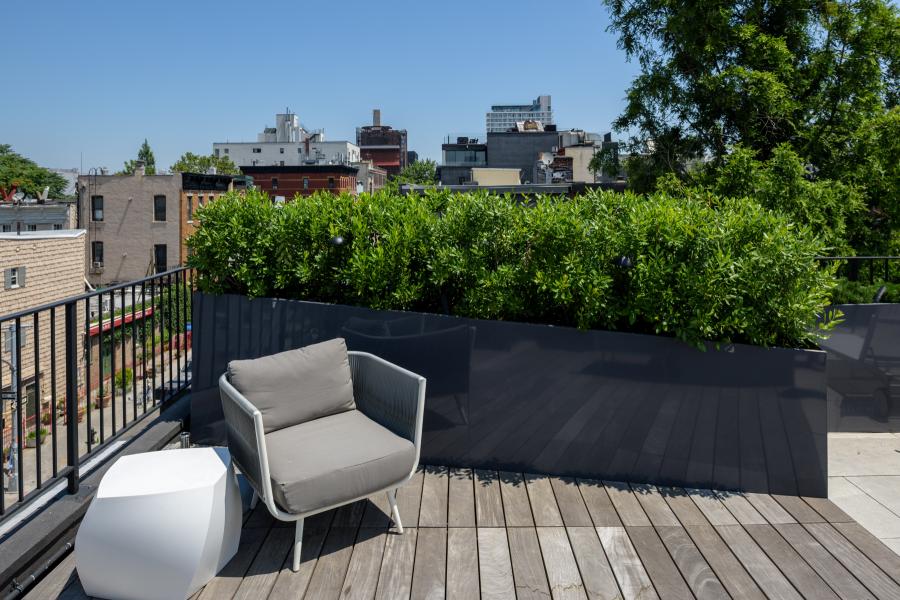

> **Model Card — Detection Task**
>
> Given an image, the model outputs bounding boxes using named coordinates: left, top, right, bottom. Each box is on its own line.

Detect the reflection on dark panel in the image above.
left=821, top=304, right=900, bottom=432
left=191, top=293, right=829, bottom=497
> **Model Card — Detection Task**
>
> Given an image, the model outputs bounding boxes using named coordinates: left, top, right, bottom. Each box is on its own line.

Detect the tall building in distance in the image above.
left=356, top=109, right=408, bottom=177
left=213, top=110, right=360, bottom=168
left=486, top=95, right=553, bottom=133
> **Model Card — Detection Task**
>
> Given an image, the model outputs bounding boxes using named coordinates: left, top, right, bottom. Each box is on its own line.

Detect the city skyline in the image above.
left=0, top=0, right=637, bottom=172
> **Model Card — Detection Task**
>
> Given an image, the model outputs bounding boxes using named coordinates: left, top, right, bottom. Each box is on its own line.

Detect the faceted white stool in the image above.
left=76, top=447, right=242, bottom=600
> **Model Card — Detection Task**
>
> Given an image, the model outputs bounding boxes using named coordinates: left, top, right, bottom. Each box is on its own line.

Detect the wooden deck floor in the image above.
left=28, top=466, right=900, bottom=599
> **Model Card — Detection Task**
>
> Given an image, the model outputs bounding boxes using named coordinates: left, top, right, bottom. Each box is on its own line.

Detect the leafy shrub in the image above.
left=189, top=188, right=838, bottom=348
left=114, top=367, right=133, bottom=390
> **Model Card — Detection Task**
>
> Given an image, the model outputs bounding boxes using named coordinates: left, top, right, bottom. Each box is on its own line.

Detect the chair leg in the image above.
left=292, top=518, right=305, bottom=572
left=386, top=489, right=403, bottom=534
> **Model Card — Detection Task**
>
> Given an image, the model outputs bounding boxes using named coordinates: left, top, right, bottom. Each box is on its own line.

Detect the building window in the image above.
left=280, top=148, right=284, bottom=154
left=271, top=178, right=278, bottom=190
left=328, top=177, right=335, bottom=189
left=303, top=177, right=309, bottom=190
left=91, top=241, right=104, bottom=265
left=186, top=195, right=194, bottom=221
left=205, top=195, right=211, bottom=204
left=53, top=224, right=62, bottom=230
left=4, top=267, right=25, bottom=289
left=214, top=148, right=220, bottom=157
left=1, top=224, right=10, bottom=232
left=26, top=224, right=37, bottom=231
left=252, top=148, right=262, bottom=154
left=154, top=244, right=167, bottom=273
left=91, top=195, right=104, bottom=221
left=224, top=148, right=229, bottom=154
left=153, top=195, right=166, bottom=222
left=279, top=161, right=284, bottom=167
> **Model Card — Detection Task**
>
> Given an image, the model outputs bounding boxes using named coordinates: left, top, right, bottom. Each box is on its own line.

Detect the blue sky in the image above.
left=1, top=0, right=638, bottom=171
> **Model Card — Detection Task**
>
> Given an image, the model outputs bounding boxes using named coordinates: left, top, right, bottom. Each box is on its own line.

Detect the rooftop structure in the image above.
left=486, top=95, right=553, bottom=133
left=356, top=109, right=409, bottom=177
left=213, top=110, right=357, bottom=168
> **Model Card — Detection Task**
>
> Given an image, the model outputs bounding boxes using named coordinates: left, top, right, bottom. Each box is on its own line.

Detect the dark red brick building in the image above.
left=356, top=109, right=408, bottom=177
left=240, top=165, right=359, bottom=198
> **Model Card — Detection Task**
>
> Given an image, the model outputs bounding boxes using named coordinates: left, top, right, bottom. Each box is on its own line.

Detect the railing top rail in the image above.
left=0, top=266, right=190, bottom=323
left=816, top=256, right=900, bottom=260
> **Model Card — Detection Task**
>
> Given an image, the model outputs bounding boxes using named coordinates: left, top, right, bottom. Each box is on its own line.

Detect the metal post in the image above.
left=65, top=301, right=79, bottom=494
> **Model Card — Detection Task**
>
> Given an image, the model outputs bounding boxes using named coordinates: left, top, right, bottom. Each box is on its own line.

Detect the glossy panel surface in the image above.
left=821, top=304, right=900, bottom=432
left=192, top=293, right=828, bottom=496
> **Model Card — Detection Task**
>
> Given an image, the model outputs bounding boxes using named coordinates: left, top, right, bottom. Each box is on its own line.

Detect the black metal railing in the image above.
left=816, top=256, right=900, bottom=284
left=0, top=267, right=192, bottom=522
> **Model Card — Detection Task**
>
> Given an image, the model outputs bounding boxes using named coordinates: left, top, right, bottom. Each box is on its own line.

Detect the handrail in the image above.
left=0, top=267, right=190, bottom=324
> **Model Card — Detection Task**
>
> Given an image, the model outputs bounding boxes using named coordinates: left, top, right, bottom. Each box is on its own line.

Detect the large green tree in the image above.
left=395, top=159, right=437, bottom=185
left=0, top=144, right=68, bottom=200
left=603, top=0, right=899, bottom=184
left=170, top=152, right=240, bottom=175
left=120, top=139, right=156, bottom=175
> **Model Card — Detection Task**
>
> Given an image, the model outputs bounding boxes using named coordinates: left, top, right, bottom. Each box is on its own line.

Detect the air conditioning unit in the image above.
left=91, top=261, right=104, bottom=272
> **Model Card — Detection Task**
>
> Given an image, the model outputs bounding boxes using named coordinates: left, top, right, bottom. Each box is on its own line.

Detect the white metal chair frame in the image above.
left=218, top=351, right=426, bottom=572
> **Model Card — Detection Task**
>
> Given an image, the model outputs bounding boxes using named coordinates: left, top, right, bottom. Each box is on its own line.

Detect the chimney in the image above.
left=373, top=109, right=381, bottom=127
left=134, top=160, right=145, bottom=177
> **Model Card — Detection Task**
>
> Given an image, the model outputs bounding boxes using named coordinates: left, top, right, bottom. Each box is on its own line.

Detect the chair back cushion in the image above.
left=227, top=338, right=356, bottom=433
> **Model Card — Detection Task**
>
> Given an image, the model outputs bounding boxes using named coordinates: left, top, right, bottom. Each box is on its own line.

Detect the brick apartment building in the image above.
left=0, top=230, right=86, bottom=434
left=356, top=109, right=408, bottom=177
left=240, top=165, right=358, bottom=198
left=180, top=172, right=233, bottom=264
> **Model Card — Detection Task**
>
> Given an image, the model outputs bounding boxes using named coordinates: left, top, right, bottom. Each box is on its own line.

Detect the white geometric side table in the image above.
left=75, top=447, right=242, bottom=600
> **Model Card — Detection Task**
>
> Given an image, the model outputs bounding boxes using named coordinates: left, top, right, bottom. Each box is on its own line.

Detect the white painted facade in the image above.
left=213, top=141, right=360, bottom=168
left=214, top=110, right=359, bottom=167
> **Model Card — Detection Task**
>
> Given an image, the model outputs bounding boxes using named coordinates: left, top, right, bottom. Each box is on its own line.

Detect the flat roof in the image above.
left=0, top=229, right=86, bottom=240
left=240, top=164, right=359, bottom=175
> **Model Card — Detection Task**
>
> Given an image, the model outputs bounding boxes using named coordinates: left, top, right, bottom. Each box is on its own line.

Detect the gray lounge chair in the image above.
left=218, top=338, right=426, bottom=572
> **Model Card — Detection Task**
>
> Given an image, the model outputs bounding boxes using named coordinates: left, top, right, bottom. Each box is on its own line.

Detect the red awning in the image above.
left=89, top=307, right=154, bottom=337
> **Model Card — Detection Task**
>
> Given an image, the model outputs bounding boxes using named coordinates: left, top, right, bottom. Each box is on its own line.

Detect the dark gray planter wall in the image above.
left=821, top=303, right=900, bottom=433
left=191, top=292, right=828, bottom=497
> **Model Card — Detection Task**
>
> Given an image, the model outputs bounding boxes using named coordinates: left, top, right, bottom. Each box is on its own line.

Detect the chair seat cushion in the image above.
left=264, top=409, right=416, bottom=514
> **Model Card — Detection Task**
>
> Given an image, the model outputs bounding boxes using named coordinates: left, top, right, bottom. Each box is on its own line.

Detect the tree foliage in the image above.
left=120, top=139, right=156, bottom=175
left=393, top=159, right=437, bottom=186
left=169, top=152, right=240, bottom=175
left=0, top=144, right=68, bottom=200
left=602, top=0, right=900, bottom=251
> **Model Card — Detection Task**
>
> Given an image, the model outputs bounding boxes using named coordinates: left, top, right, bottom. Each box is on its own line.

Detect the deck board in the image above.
left=507, top=527, right=552, bottom=599
left=500, top=471, right=536, bottom=527
left=29, top=464, right=900, bottom=600
left=474, top=469, right=506, bottom=528
left=448, top=468, right=476, bottom=527
left=536, top=527, right=586, bottom=599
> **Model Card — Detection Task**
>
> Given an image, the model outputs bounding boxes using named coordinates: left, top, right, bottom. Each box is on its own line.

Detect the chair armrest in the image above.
left=348, top=352, right=426, bottom=451
left=219, top=374, right=271, bottom=502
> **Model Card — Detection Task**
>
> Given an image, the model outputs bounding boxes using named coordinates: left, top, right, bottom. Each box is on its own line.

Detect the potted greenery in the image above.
left=40, top=412, right=52, bottom=427
left=25, top=428, right=48, bottom=448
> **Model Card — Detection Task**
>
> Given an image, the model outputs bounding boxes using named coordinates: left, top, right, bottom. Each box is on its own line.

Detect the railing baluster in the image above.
left=14, top=316, right=23, bottom=501
left=0, top=323, right=5, bottom=515
left=50, top=307, right=57, bottom=478
left=151, top=281, right=158, bottom=407
left=33, top=312, right=41, bottom=490
left=109, top=290, right=116, bottom=436
left=85, top=297, right=92, bottom=453
left=121, top=286, right=127, bottom=429
left=167, top=273, right=174, bottom=403
left=97, top=293, right=105, bottom=444
left=65, top=301, right=79, bottom=494
left=131, top=285, right=138, bottom=420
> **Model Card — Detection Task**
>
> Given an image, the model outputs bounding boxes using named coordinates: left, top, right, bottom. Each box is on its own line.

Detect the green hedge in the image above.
left=188, top=188, right=839, bottom=348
